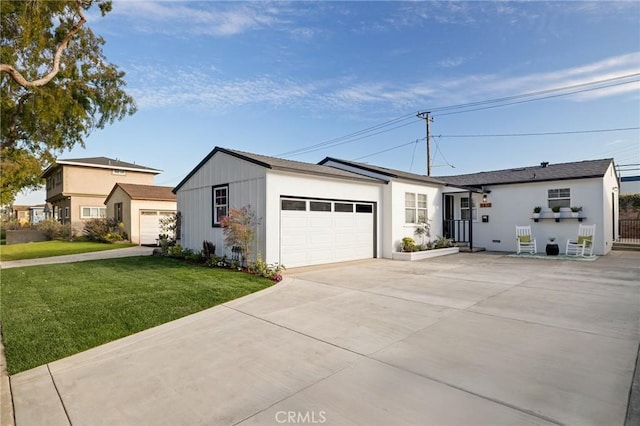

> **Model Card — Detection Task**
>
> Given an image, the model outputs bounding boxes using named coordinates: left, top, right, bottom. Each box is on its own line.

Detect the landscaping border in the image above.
left=391, top=247, right=459, bottom=261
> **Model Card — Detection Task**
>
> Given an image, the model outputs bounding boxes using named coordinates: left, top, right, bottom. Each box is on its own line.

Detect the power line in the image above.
left=435, top=126, right=640, bottom=138
left=352, top=139, right=422, bottom=161
left=434, top=77, right=639, bottom=117
left=350, top=126, right=638, bottom=162
left=276, top=112, right=417, bottom=157
left=277, top=73, right=639, bottom=158
left=429, top=73, right=639, bottom=114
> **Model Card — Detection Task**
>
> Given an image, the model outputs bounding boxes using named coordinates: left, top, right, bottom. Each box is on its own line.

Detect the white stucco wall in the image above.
left=452, top=176, right=612, bottom=255
left=387, top=180, right=443, bottom=257
left=264, top=170, right=384, bottom=265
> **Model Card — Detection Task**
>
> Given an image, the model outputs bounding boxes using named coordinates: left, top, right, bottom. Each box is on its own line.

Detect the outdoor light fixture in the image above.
left=482, top=194, right=488, bottom=203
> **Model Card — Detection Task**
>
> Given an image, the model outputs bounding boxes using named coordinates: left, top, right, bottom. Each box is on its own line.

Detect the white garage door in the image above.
left=139, top=211, right=174, bottom=245
left=280, top=198, right=375, bottom=268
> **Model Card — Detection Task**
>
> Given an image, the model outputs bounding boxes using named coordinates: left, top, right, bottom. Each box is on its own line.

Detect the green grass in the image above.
left=0, top=256, right=274, bottom=374
left=0, top=240, right=136, bottom=261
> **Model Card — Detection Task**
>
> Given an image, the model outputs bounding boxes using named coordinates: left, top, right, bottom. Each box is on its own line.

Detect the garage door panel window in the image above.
left=212, top=185, right=228, bottom=226
left=405, top=193, right=427, bottom=223
left=335, top=203, right=353, bottom=213
left=355, top=204, right=373, bottom=213
left=81, top=206, right=106, bottom=219
left=281, top=199, right=306, bottom=211
left=310, top=201, right=331, bottom=212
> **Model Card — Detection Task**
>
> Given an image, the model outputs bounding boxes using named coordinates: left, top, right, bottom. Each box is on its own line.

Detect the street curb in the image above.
left=0, top=326, right=15, bottom=426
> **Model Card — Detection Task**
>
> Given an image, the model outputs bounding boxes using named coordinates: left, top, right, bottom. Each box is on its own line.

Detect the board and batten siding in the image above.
left=176, top=151, right=267, bottom=259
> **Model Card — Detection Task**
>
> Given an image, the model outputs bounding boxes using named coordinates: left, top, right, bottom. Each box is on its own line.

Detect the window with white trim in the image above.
left=405, top=192, right=427, bottom=223
left=212, top=185, right=228, bottom=226
left=461, top=197, right=477, bottom=221
left=81, top=206, right=106, bottom=219
left=547, top=188, right=571, bottom=208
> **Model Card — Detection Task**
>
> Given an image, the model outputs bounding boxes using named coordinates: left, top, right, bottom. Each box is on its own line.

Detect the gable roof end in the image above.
left=105, top=183, right=176, bottom=205
left=173, top=147, right=383, bottom=193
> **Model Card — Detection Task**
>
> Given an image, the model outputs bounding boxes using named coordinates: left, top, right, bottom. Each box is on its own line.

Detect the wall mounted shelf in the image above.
left=532, top=217, right=586, bottom=223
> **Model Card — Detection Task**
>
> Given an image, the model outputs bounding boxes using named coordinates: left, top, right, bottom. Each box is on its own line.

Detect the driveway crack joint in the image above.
left=47, top=364, right=73, bottom=426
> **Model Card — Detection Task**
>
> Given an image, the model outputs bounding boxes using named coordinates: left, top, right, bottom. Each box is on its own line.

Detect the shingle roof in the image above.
left=173, top=147, right=383, bottom=193
left=319, top=157, right=446, bottom=185
left=107, top=184, right=176, bottom=202
left=43, top=157, right=161, bottom=177
left=435, top=158, right=614, bottom=187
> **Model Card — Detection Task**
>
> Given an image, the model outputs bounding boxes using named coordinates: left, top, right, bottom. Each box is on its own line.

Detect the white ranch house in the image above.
left=173, top=147, right=618, bottom=267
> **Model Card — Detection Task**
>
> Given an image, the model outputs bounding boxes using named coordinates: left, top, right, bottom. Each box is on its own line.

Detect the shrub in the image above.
left=35, top=219, right=67, bottom=240
left=220, top=205, right=260, bottom=267
left=202, top=240, right=216, bottom=261
left=401, top=237, right=418, bottom=252
left=433, top=236, right=453, bottom=249
left=249, top=253, right=286, bottom=280
left=83, top=218, right=126, bottom=243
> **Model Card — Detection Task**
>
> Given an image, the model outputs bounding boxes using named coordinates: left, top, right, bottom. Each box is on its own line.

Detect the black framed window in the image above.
left=212, top=185, right=228, bottom=226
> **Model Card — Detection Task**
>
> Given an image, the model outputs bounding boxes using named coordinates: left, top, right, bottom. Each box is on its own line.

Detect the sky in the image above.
left=16, top=0, right=640, bottom=205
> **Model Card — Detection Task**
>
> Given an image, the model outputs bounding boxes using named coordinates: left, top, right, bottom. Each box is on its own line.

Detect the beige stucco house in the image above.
left=105, top=183, right=176, bottom=245
left=42, top=157, right=161, bottom=235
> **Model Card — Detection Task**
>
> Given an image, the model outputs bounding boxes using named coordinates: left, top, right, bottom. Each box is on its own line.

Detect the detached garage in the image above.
left=105, top=183, right=177, bottom=245
left=173, top=147, right=384, bottom=268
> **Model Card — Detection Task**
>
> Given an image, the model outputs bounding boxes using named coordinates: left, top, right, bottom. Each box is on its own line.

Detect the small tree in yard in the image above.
left=220, top=206, right=260, bottom=267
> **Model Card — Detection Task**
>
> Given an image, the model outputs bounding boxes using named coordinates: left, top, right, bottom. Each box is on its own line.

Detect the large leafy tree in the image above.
left=1, top=0, right=137, bottom=205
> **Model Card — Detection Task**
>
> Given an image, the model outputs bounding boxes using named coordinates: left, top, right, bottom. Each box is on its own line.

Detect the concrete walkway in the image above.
left=8, top=251, right=640, bottom=425
left=0, top=245, right=155, bottom=269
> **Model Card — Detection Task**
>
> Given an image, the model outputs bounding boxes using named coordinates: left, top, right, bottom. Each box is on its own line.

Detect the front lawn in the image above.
left=0, top=256, right=274, bottom=374
left=0, top=240, right=136, bottom=261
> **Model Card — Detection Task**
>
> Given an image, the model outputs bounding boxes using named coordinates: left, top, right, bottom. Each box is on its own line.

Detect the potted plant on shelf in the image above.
left=570, top=206, right=582, bottom=218
left=533, top=206, right=542, bottom=220
left=551, top=205, right=561, bottom=221
left=546, top=237, right=559, bottom=256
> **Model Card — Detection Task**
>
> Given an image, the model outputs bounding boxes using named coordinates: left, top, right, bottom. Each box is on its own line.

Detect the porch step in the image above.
left=612, top=242, right=640, bottom=251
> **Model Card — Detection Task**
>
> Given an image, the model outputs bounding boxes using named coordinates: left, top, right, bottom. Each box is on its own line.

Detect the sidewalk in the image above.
left=0, top=246, right=155, bottom=269
left=0, top=245, right=154, bottom=426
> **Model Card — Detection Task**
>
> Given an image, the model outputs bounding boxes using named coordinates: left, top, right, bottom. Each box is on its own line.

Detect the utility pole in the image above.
left=416, top=111, right=433, bottom=176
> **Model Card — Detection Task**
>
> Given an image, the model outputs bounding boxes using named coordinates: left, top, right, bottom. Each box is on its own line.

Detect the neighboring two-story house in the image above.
left=42, top=157, right=161, bottom=234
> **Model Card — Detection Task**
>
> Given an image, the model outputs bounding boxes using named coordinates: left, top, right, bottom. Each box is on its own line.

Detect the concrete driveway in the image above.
left=10, top=251, right=640, bottom=426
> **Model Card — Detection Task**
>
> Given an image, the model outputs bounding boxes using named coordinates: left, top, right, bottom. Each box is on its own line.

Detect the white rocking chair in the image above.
left=516, top=225, right=537, bottom=254
left=565, top=224, right=596, bottom=257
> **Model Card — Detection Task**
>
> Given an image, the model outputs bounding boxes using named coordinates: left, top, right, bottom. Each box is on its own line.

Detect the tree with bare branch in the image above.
left=1, top=0, right=136, bottom=204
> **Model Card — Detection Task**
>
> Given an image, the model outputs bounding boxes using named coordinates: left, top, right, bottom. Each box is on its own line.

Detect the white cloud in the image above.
left=109, top=1, right=316, bottom=37
left=126, top=53, right=640, bottom=114
left=438, top=57, right=465, bottom=68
